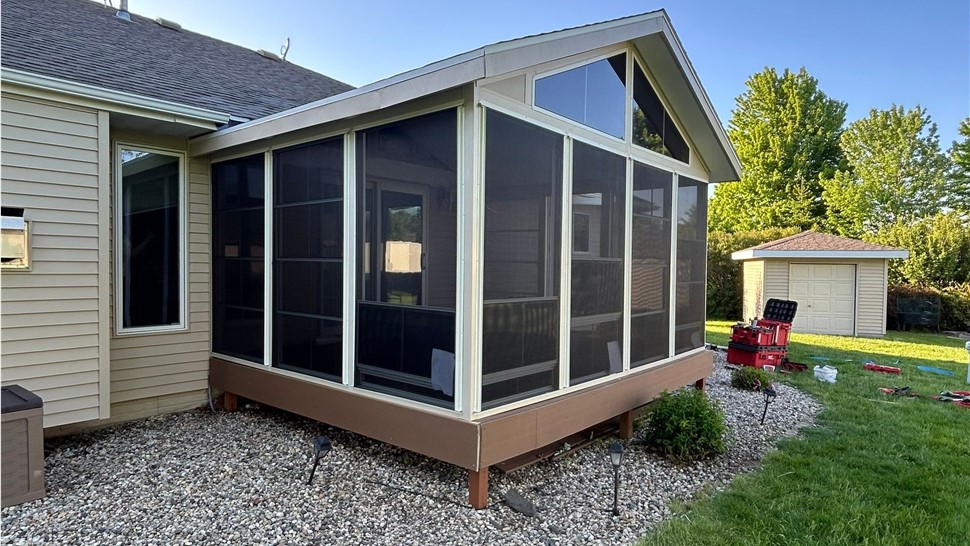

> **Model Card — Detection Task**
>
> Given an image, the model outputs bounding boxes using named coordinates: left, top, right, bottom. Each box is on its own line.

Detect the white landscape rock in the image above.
left=1, top=352, right=821, bottom=546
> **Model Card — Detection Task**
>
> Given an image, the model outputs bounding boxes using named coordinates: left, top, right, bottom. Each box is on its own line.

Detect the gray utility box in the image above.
left=2, top=385, right=45, bottom=507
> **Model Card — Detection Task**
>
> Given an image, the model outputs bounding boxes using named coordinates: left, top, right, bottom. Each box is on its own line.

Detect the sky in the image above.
left=123, top=0, right=969, bottom=146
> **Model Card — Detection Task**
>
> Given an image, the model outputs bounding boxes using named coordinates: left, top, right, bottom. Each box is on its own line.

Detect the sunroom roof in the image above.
left=190, top=10, right=741, bottom=183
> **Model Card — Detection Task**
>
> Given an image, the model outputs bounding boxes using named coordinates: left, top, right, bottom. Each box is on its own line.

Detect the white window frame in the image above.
left=113, top=142, right=188, bottom=335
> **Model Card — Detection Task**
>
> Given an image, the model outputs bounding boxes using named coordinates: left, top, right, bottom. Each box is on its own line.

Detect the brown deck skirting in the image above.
left=210, top=350, right=712, bottom=473
left=208, top=358, right=480, bottom=469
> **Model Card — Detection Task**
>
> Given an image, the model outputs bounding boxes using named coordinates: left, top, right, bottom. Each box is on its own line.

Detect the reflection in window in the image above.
left=535, top=54, right=627, bottom=139
left=356, top=109, right=458, bottom=408
left=212, top=154, right=265, bottom=362
left=630, top=162, right=672, bottom=366
left=569, top=142, right=626, bottom=385
left=675, top=177, right=707, bottom=353
left=274, top=138, right=344, bottom=381
left=482, top=109, right=563, bottom=408
left=632, top=60, right=689, bottom=163
left=118, top=147, right=182, bottom=330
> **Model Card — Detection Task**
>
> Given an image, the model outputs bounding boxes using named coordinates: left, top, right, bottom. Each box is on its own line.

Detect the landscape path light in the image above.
left=307, top=436, right=332, bottom=485
left=609, top=441, right=624, bottom=516
left=760, top=387, right=778, bottom=426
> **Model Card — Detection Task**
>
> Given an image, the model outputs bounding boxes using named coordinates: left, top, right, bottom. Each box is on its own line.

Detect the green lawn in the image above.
left=641, top=322, right=970, bottom=546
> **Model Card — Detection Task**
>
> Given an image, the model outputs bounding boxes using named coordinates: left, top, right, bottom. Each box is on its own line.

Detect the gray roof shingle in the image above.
left=1, top=0, right=354, bottom=121
left=744, top=231, right=904, bottom=252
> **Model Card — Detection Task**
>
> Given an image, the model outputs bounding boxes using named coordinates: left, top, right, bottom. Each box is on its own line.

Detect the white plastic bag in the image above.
left=813, top=365, right=838, bottom=383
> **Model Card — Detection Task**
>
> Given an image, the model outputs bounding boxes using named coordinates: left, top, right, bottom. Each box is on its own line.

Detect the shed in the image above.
left=732, top=231, right=908, bottom=337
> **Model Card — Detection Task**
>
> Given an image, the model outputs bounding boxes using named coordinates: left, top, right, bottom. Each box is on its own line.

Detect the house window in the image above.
left=481, top=109, right=563, bottom=409
left=630, top=162, right=672, bottom=366
left=675, top=177, right=707, bottom=353
left=355, top=109, right=458, bottom=408
left=273, top=137, right=345, bottom=382
left=569, top=141, right=626, bottom=386
left=115, top=145, right=185, bottom=333
left=632, top=60, right=689, bottom=163
left=534, top=54, right=627, bottom=139
left=212, top=154, right=265, bottom=363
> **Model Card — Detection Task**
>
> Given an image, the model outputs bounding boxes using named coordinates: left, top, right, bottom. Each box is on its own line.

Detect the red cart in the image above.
left=727, top=299, right=798, bottom=369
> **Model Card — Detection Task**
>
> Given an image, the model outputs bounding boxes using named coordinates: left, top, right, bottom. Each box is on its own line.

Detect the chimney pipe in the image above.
left=116, top=0, right=131, bottom=21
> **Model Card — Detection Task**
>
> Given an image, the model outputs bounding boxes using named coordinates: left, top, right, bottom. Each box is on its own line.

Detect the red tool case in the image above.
left=727, top=299, right=798, bottom=369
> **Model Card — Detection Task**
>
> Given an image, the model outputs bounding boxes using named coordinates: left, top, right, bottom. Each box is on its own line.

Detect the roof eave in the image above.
left=731, top=249, right=910, bottom=260
left=1, top=67, right=230, bottom=128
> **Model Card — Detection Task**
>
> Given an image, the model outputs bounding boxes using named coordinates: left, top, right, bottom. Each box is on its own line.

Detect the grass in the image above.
left=640, top=322, right=970, bottom=546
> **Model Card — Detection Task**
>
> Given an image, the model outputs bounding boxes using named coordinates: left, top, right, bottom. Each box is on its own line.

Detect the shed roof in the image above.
left=732, top=231, right=909, bottom=260
left=0, top=0, right=353, bottom=121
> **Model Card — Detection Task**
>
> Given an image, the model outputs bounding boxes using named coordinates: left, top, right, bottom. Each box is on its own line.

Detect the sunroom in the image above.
left=194, top=11, right=741, bottom=507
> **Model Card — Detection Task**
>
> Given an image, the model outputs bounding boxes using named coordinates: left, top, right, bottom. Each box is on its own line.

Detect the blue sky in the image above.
left=128, top=0, right=969, bottom=147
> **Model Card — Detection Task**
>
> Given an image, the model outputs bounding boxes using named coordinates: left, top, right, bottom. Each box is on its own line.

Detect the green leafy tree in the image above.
left=710, top=67, right=846, bottom=232
left=821, top=105, right=951, bottom=236
left=949, top=117, right=970, bottom=213
left=866, top=212, right=970, bottom=287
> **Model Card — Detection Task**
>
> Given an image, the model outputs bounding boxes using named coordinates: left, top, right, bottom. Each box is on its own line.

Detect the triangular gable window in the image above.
left=632, top=60, right=689, bottom=163
left=534, top=54, right=626, bottom=139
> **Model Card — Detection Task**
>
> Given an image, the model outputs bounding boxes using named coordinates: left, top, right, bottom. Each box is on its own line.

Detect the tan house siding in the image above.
left=741, top=260, right=764, bottom=320
left=855, top=259, right=886, bottom=337
left=763, top=259, right=790, bottom=302
left=0, top=95, right=106, bottom=427
left=108, top=150, right=210, bottom=412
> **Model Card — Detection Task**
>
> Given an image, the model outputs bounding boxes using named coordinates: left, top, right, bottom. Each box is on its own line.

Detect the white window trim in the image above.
left=113, top=142, right=188, bottom=336
left=629, top=49, right=694, bottom=168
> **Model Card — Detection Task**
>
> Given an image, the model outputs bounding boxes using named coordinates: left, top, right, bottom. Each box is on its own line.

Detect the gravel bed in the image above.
left=2, top=352, right=821, bottom=546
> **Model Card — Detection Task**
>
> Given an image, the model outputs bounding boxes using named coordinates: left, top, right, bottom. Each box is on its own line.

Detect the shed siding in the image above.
left=741, top=260, right=764, bottom=320
left=855, top=259, right=886, bottom=337
left=0, top=95, right=105, bottom=427
left=108, top=154, right=210, bottom=408
left=757, top=258, right=887, bottom=338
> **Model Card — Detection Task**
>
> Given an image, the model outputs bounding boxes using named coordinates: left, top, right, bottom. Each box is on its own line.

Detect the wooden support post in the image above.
left=222, top=392, right=238, bottom=412
left=694, top=377, right=706, bottom=392
left=618, top=410, right=635, bottom=440
left=468, top=467, right=489, bottom=509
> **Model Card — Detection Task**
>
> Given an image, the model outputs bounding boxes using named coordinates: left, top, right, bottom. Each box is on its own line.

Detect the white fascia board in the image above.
left=190, top=51, right=486, bottom=156
left=732, top=249, right=910, bottom=260
left=1, top=67, right=230, bottom=127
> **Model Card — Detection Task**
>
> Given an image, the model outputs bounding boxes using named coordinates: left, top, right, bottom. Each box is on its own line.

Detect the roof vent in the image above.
left=257, top=49, right=282, bottom=62
left=155, top=17, right=182, bottom=31
left=115, top=0, right=130, bottom=21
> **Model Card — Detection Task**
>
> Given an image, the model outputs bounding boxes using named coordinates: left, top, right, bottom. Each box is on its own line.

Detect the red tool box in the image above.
left=727, top=299, right=798, bottom=369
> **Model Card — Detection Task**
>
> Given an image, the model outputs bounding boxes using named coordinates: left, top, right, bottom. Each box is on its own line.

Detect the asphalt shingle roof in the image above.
left=744, top=231, right=904, bottom=253
left=1, top=0, right=354, bottom=121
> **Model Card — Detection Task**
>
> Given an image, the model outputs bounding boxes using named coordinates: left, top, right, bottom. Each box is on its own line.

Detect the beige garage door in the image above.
left=789, top=263, right=855, bottom=336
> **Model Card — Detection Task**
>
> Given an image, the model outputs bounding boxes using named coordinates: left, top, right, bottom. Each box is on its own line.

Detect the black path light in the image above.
left=760, top=387, right=778, bottom=426
left=307, top=436, right=332, bottom=485
left=609, top=441, right=624, bottom=516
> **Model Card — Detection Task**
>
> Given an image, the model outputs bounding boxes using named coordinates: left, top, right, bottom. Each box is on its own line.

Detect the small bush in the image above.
left=642, top=389, right=726, bottom=463
left=731, top=366, right=773, bottom=391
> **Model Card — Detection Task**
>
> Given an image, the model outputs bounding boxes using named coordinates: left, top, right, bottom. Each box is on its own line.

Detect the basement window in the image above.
left=115, top=145, right=186, bottom=334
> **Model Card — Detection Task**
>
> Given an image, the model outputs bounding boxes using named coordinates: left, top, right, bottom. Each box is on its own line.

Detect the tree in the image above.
left=710, top=67, right=846, bottom=232
left=866, top=212, right=970, bottom=287
left=821, top=105, right=951, bottom=237
left=949, top=117, right=970, bottom=213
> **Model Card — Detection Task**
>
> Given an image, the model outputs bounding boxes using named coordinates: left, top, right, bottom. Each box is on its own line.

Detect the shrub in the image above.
left=867, top=212, right=970, bottom=287
left=731, top=366, right=773, bottom=391
left=642, top=389, right=726, bottom=463
left=887, top=283, right=970, bottom=332
left=707, top=227, right=801, bottom=320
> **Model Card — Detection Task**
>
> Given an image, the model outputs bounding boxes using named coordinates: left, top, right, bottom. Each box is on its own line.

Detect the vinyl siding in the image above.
left=0, top=95, right=106, bottom=427
left=741, top=260, right=764, bottom=320
left=108, top=151, right=210, bottom=408
left=761, top=258, right=888, bottom=338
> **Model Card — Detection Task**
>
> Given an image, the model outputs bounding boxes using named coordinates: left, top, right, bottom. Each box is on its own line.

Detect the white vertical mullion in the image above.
left=623, top=157, right=633, bottom=372
left=558, top=136, right=573, bottom=390
left=343, top=132, right=357, bottom=386
left=669, top=172, right=679, bottom=357
left=453, top=106, right=465, bottom=413
left=263, top=150, right=274, bottom=366
left=471, top=103, right=486, bottom=415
